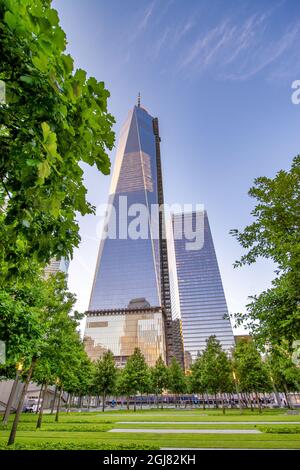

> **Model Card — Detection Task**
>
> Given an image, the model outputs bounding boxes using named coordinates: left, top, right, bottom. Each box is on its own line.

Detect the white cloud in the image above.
left=224, top=21, right=300, bottom=80
left=152, top=27, right=171, bottom=59
left=128, top=1, right=156, bottom=43
left=177, top=8, right=300, bottom=81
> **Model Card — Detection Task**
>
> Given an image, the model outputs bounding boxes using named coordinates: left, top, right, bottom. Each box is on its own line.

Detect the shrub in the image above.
left=260, top=426, right=300, bottom=434
left=0, top=441, right=159, bottom=450
left=16, top=423, right=112, bottom=432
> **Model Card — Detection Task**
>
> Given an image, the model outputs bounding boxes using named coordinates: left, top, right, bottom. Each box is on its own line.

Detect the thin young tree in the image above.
left=201, top=336, right=233, bottom=413
left=233, top=339, right=272, bottom=413
left=118, top=348, right=149, bottom=412
left=93, top=351, right=117, bottom=412
left=168, top=358, right=186, bottom=407
left=151, top=356, right=169, bottom=408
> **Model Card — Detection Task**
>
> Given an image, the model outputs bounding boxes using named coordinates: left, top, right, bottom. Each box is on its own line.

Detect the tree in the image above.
left=0, top=282, right=47, bottom=369
left=200, top=336, right=233, bottom=413
left=118, top=348, right=149, bottom=412
left=266, top=345, right=300, bottom=408
left=94, top=350, right=117, bottom=412
left=189, top=354, right=206, bottom=409
left=69, top=354, right=94, bottom=413
left=168, top=358, right=186, bottom=407
left=1, top=271, right=92, bottom=443
left=0, top=272, right=55, bottom=429
left=230, top=155, right=300, bottom=349
left=233, top=339, right=272, bottom=412
left=32, top=294, right=90, bottom=427
left=0, top=0, right=115, bottom=284
left=150, top=356, right=169, bottom=408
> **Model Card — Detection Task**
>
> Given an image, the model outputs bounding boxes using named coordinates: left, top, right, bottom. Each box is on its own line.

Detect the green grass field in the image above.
left=1, top=408, right=300, bottom=449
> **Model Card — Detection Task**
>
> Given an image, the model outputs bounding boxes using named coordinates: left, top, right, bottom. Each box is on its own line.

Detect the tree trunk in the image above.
left=242, top=393, right=248, bottom=409
left=87, top=395, right=91, bottom=412
left=67, top=393, right=72, bottom=413
left=214, top=393, right=218, bottom=408
left=126, top=396, right=129, bottom=410
left=221, top=394, right=225, bottom=415
left=36, top=383, right=48, bottom=429
left=258, top=394, right=262, bottom=413
left=102, top=393, right=105, bottom=412
left=55, top=388, right=62, bottom=422
left=51, top=386, right=58, bottom=414
left=134, top=396, right=136, bottom=412
left=272, top=387, right=282, bottom=408
left=8, top=357, right=37, bottom=446
left=202, top=393, right=205, bottom=410
left=283, top=383, right=292, bottom=409
left=249, top=393, right=253, bottom=411
left=2, top=370, right=20, bottom=426
left=35, top=384, right=44, bottom=414
left=161, top=393, right=163, bottom=409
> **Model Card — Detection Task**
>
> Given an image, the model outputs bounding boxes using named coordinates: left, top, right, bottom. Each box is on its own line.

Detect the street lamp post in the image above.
left=232, top=371, right=243, bottom=414
left=2, top=362, right=23, bottom=426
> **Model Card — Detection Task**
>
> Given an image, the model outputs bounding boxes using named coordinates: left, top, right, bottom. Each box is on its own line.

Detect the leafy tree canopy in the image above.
left=231, top=155, right=300, bottom=348
left=233, top=339, right=272, bottom=393
left=0, top=0, right=115, bottom=284
left=168, top=357, right=186, bottom=395
left=200, top=336, right=233, bottom=395
left=151, top=355, right=169, bottom=395
left=93, top=350, right=117, bottom=398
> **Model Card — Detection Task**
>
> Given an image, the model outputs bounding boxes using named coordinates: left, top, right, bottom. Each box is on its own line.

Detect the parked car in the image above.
left=23, top=403, right=39, bottom=413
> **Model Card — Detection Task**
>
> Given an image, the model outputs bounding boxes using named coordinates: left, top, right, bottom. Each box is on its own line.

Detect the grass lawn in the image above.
left=1, top=408, right=300, bottom=449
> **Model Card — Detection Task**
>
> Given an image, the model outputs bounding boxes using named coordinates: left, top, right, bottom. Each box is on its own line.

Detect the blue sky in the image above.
left=53, top=0, right=300, bottom=334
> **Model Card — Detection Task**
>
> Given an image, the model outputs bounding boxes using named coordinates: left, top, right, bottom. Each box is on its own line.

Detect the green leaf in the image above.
left=20, top=75, right=34, bottom=85
left=61, top=54, right=74, bottom=75
left=38, top=160, right=51, bottom=182
left=4, top=11, right=17, bottom=31
left=16, top=238, right=26, bottom=251
left=37, top=17, right=51, bottom=34
left=41, top=122, right=51, bottom=141
left=51, top=27, right=66, bottom=50
left=46, top=9, right=59, bottom=26
left=32, top=55, right=48, bottom=73
left=26, top=159, right=39, bottom=167
left=74, top=69, right=86, bottom=85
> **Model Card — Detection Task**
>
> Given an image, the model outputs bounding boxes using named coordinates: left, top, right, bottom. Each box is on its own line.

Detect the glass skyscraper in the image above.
left=171, top=211, right=234, bottom=365
left=85, top=103, right=180, bottom=366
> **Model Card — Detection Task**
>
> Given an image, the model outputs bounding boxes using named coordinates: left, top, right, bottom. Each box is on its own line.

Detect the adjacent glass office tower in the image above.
left=85, top=103, right=179, bottom=365
left=171, top=211, right=234, bottom=364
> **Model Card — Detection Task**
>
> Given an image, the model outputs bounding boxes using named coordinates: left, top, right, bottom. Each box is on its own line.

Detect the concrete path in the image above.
left=109, top=429, right=261, bottom=434
left=118, top=421, right=300, bottom=425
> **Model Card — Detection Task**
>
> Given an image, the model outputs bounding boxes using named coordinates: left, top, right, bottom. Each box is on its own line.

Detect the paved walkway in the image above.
left=109, top=429, right=261, bottom=434
left=118, top=421, right=300, bottom=425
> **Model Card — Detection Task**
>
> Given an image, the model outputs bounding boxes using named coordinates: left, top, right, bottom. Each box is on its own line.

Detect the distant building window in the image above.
left=88, top=321, right=108, bottom=328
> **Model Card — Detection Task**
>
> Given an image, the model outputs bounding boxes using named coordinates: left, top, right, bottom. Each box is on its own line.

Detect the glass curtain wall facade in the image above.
left=84, top=307, right=166, bottom=367
left=89, top=105, right=161, bottom=310
left=85, top=104, right=177, bottom=365
left=171, top=211, right=234, bottom=364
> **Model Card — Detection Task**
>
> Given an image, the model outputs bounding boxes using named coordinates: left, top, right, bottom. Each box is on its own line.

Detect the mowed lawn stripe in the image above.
left=109, top=429, right=262, bottom=434
left=117, top=420, right=300, bottom=425
left=1, top=430, right=300, bottom=449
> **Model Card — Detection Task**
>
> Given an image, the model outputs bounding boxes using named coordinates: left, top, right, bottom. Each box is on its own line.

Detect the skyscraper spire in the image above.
left=137, top=92, right=141, bottom=107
